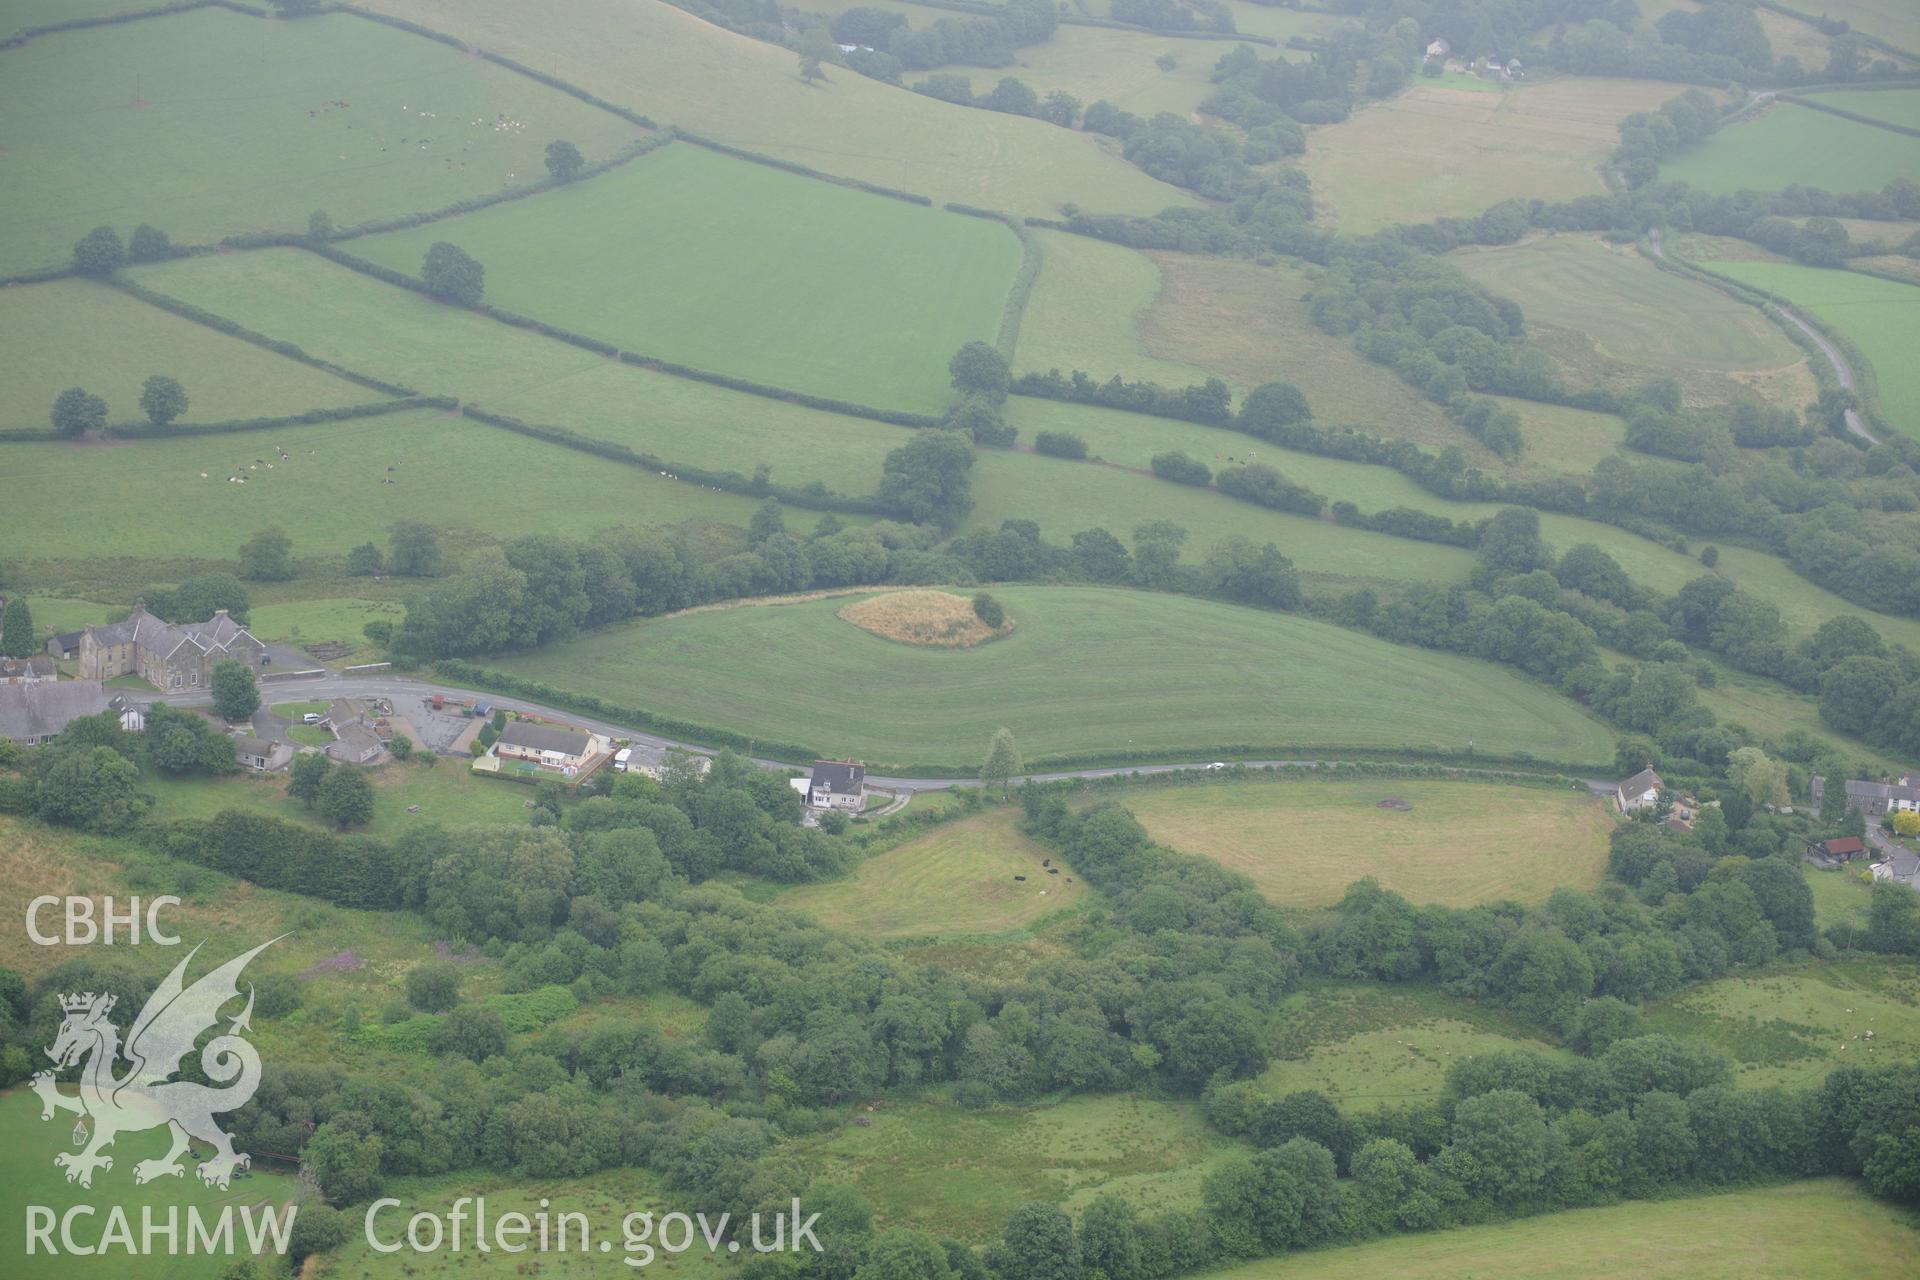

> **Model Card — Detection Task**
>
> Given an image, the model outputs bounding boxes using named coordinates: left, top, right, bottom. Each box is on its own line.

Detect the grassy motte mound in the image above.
left=838, top=590, right=1013, bottom=648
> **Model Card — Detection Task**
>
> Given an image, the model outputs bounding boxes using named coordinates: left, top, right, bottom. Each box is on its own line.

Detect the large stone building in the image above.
left=1810, top=775, right=1920, bottom=819
left=77, top=606, right=264, bottom=693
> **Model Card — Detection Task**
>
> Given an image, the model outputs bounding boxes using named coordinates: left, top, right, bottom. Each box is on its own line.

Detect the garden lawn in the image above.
left=0, top=408, right=771, bottom=561
left=1451, top=234, right=1816, bottom=409
left=357, top=0, right=1194, bottom=217
left=1211, top=1180, right=1920, bottom=1280
left=0, top=280, right=371, bottom=429
left=489, top=585, right=1618, bottom=769
left=1702, top=260, right=1920, bottom=436
left=0, top=7, right=639, bottom=273
left=352, top=143, right=1020, bottom=413
left=1662, top=102, right=1920, bottom=198
left=774, top=808, right=1085, bottom=938
left=1300, top=78, right=1686, bottom=232
left=1258, top=981, right=1570, bottom=1111
left=787, top=1093, right=1248, bottom=1241
left=1118, top=777, right=1613, bottom=908
left=131, top=249, right=906, bottom=494
left=1639, top=957, right=1920, bottom=1089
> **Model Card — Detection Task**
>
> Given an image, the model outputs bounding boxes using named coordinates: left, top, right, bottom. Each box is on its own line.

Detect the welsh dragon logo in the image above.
left=30, top=938, right=282, bottom=1190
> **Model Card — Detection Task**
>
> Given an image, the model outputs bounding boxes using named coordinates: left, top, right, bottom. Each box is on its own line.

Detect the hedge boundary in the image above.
left=457, top=405, right=892, bottom=515
left=1778, top=93, right=1920, bottom=139
left=1, top=0, right=213, bottom=49
left=671, top=130, right=935, bottom=206
left=107, top=276, right=420, bottom=397
left=0, top=397, right=444, bottom=443
left=1030, top=758, right=1592, bottom=800
left=1753, top=2, right=1920, bottom=63
left=877, top=0, right=1277, bottom=44
left=304, top=243, right=945, bottom=427
left=335, top=5, right=658, bottom=129
left=947, top=202, right=1039, bottom=359
left=422, top=657, right=1614, bottom=774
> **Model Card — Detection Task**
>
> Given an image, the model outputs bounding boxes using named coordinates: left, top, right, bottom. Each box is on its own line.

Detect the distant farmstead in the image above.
left=76, top=606, right=264, bottom=692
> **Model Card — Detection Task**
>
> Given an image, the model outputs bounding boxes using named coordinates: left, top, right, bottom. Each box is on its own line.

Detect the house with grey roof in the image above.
left=0, top=681, right=111, bottom=745
left=46, top=631, right=83, bottom=661
left=808, top=760, right=867, bottom=812
left=320, top=699, right=386, bottom=764
left=234, top=734, right=292, bottom=772
left=496, top=721, right=599, bottom=773
left=1616, top=767, right=1663, bottom=814
left=77, top=605, right=264, bottom=693
left=1873, top=849, right=1920, bottom=890
left=1811, top=775, right=1920, bottom=819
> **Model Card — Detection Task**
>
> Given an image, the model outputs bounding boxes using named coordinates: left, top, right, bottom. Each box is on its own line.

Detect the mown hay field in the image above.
left=359, top=0, right=1195, bottom=217
left=774, top=808, right=1083, bottom=938
left=1212, top=1180, right=1920, bottom=1280
left=1703, top=258, right=1920, bottom=434
left=1015, top=229, right=1218, bottom=390
left=489, top=585, right=1619, bottom=767
left=0, top=6, right=640, bottom=273
left=1119, top=778, right=1614, bottom=908
left=1257, top=982, right=1572, bottom=1111
left=0, top=280, right=371, bottom=428
left=353, top=142, right=1021, bottom=412
left=0, top=408, right=771, bottom=561
left=788, top=1093, right=1248, bottom=1241
left=1450, top=233, right=1817, bottom=409
left=130, top=249, right=907, bottom=493
left=1641, top=957, right=1920, bottom=1089
left=1299, top=78, right=1686, bottom=232
left=1662, top=102, right=1920, bottom=196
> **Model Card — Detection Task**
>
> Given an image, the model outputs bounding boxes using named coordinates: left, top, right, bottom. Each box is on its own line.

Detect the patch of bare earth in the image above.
left=838, top=590, right=1013, bottom=648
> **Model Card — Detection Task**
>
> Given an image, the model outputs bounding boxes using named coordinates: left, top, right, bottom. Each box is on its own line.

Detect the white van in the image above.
left=613, top=748, right=633, bottom=772
left=302, top=712, right=322, bottom=725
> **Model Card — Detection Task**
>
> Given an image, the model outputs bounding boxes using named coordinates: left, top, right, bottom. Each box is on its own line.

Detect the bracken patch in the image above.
left=838, top=590, right=1014, bottom=648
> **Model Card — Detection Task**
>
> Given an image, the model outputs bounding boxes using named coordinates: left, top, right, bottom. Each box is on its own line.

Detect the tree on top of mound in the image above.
left=422, top=242, right=485, bottom=306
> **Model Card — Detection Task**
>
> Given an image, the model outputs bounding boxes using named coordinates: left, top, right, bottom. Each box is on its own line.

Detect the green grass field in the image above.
left=1702, top=259, right=1920, bottom=435
left=1803, top=88, right=1920, bottom=130
left=1806, top=864, right=1875, bottom=934
left=775, top=807, right=1085, bottom=937
left=1497, top=397, right=1631, bottom=474
left=1015, top=230, right=1216, bottom=389
left=0, top=280, right=371, bottom=429
left=0, top=7, right=640, bottom=273
left=1641, top=957, right=1920, bottom=1089
left=0, top=1091, right=300, bottom=1280
left=1, top=0, right=140, bottom=29
left=489, top=585, right=1617, bottom=768
left=0, top=408, right=772, bottom=562
left=1117, top=778, right=1614, bottom=908
left=359, top=0, right=1194, bottom=218
left=1451, top=234, right=1816, bottom=409
left=130, top=248, right=907, bottom=494
left=1301, top=78, right=1685, bottom=232
left=247, top=596, right=405, bottom=661
left=142, top=754, right=540, bottom=839
left=1663, top=102, right=1920, bottom=197
left=969, top=448, right=1483, bottom=588
left=788, top=1093, right=1248, bottom=1240
left=1258, top=981, right=1570, bottom=1111
left=1212, top=1180, right=1920, bottom=1280
left=352, top=143, right=1020, bottom=412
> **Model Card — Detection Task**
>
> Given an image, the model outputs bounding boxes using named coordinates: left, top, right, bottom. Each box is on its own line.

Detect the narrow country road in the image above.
left=137, top=671, right=1620, bottom=798
left=1646, top=227, right=1878, bottom=445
